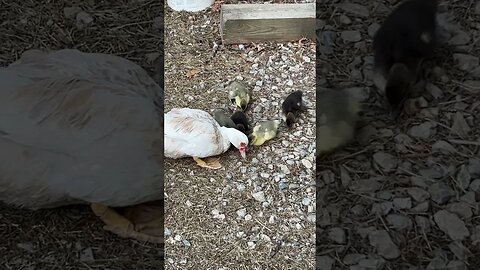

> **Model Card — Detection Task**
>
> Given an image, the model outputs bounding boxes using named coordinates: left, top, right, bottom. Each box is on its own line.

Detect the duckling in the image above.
left=282, top=90, right=306, bottom=127
left=249, top=120, right=281, bottom=146
left=373, top=0, right=438, bottom=115
left=213, top=109, right=236, bottom=129
left=227, top=80, right=251, bottom=111
left=230, top=111, right=249, bottom=134
left=317, top=88, right=361, bottom=158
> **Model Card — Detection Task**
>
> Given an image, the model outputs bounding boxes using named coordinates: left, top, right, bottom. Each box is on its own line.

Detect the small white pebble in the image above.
left=185, top=200, right=193, bottom=207
left=252, top=191, right=266, bottom=202
left=301, top=159, right=313, bottom=169
left=174, top=235, right=182, bottom=241
left=237, top=208, right=247, bottom=218
left=307, top=213, right=316, bottom=223
left=269, top=215, right=276, bottom=223
left=302, top=198, right=311, bottom=206
left=237, top=184, right=245, bottom=191
left=286, top=79, right=294, bottom=86
left=245, top=214, right=252, bottom=221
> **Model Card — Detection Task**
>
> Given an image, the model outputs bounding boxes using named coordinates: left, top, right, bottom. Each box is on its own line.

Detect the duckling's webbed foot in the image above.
left=90, top=203, right=163, bottom=244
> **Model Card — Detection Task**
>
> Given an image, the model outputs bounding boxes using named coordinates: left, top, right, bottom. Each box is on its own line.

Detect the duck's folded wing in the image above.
left=0, top=50, right=164, bottom=207
left=165, top=109, right=226, bottom=158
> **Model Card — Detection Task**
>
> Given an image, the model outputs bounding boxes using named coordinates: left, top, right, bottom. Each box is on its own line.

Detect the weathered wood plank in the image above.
left=220, top=3, right=315, bottom=44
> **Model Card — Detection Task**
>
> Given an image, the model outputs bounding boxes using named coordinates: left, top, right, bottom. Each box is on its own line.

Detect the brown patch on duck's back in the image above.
left=59, top=87, right=93, bottom=114
left=172, top=117, right=196, bottom=134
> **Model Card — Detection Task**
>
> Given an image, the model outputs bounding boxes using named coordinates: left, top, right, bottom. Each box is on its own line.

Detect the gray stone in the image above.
left=428, top=182, right=455, bottom=204
left=446, top=260, right=467, bottom=270
left=64, top=6, right=82, bottom=19
left=408, top=122, right=435, bottom=139
left=415, top=216, right=431, bottom=233
left=79, top=247, right=95, bottom=262
left=319, top=31, right=337, bottom=46
left=328, top=227, right=346, bottom=244
left=448, top=241, right=470, bottom=260
left=341, top=30, right=362, bottom=43
left=407, top=187, right=430, bottom=202
left=449, top=30, right=471, bottom=46
left=349, top=179, right=381, bottom=193
left=357, top=257, right=386, bottom=269
left=456, top=165, right=471, bottom=190
left=376, top=191, right=392, bottom=200
left=468, top=158, right=480, bottom=177
left=470, top=225, right=480, bottom=243
left=412, top=201, right=430, bottom=212
left=368, top=23, right=380, bottom=37
left=339, top=14, right=352, bottom=24
left=335, top=3, right=370, bottom=17
left=453, top=54, right=479, bottom=72
left=350, top=204, right=365, bottom=216
left=368, top=230, right=400, bottom=259
left=460, top=191, right=476, bottom=205
left=426, top=257, right=447, bottom=270
left=469, top=179, right=480, bottom=193
left=76, top=11, right=94, bottom=30
left=343, top=253, right=366, bottom=265
left=432, top=140, right=456, bottom=154
left=393, top=197, right=412, bottom=210
left=317, top=255, right=334, bottom=270
left=446, top=202, right=472, bottom=219
left=373, top=152, right=397, bottom=172
left=386, top=214, right=412, bottom=230
left=357, top=226, right=376, bottom=239
left=371, top=202, right=393, bottom=216
left=411, top=176, right=435, bottom=188
left=434, top=210, right=469, bottom=241
left=425, top=82, right=444, bottom=99
left=452, top=112, right=471, bottom=137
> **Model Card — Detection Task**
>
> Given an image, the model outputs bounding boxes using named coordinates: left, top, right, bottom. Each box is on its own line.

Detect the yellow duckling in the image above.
left=317, top=88, right=361, bottom=157
left=249, top=120, right=281, bottom=146
left=227, top=80, right=252, bottom=111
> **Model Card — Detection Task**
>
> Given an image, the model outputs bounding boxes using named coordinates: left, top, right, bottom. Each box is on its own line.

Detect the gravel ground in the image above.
left=0, top=1, right=163, bottom=269
left=316, top=0, right=480, bottom=269
left=164, top=1, right=316, bottom=269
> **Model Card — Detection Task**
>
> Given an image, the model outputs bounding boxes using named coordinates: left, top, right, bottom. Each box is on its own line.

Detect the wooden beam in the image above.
left=220, top=3, right=315, bottom=45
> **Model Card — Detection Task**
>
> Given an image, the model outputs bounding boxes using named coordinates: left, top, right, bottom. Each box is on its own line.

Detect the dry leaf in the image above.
left=185, top=68, right=200, bottom=78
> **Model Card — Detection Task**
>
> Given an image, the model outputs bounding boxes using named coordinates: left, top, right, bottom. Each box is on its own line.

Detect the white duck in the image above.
left=0, top=49, right=163, bottom=243
left=165, top=108, right=248, bottom=169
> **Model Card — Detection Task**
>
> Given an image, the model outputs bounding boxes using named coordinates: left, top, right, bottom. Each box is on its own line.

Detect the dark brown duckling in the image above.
left=230, top=110, right=249, bottom=134
left=373, top=0, right=438, bottom=116
left=282, top=90, right=306, bottom=127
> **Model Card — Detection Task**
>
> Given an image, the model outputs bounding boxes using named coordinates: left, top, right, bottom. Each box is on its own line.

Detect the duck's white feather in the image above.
left=0, top=49, right=163, bottom=209
left=165, top=108, right=231, bottom=158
